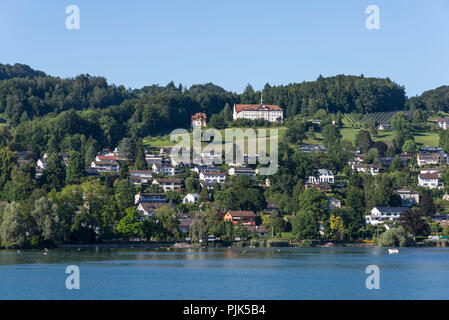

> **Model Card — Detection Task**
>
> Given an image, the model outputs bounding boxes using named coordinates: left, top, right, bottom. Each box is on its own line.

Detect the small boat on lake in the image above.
left=388, top=248, right=399, bottom=254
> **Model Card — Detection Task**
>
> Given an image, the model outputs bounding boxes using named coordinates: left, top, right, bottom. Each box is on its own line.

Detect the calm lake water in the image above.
left=1, top=247, right=449, bottom=299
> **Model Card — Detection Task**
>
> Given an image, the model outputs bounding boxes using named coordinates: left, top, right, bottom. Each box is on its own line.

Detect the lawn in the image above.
left=143, top=127, right=286, bottom=153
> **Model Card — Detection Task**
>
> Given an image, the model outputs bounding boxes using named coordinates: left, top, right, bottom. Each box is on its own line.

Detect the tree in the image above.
left=185, top=176, right=200, bottom=193
left=117, top=137, right=135, bottom=161
left=399, top=209, right=430, bottom=237
left=390, top=156, right=403, bottom=171
left=0, top=202, right=27, bottom=248
left=209, top=113, right=226, bottom=129
left=291, top=209, right=319, bottom=239
left=42, top=153, right=66, bottom=191
left=198, top=186, right=209, bottom=204
left=133, top=138, right=147, bottom=170
left=0, top=146, right=16, bottom=190
left=346, top=186, right=365, bottom=213
left=116, top=207, right=144, bottom=238
left=402, top=139, right=417, bottom=153
left=420, top=191, right=436, bottom=217
left=222, top=103, right=233, bottom=122
left=66, top=151, right=84, bottom=184
left=298, top=187, right=327, bottom=217
left=31, top=197, right=61, bottom=243
left=2, top=165, right=35, bottom=202
left=354, top=130, right=372, bottom=153
left=234, top=223, right=250, bottom=239
left=114, top=179, right=136, bottom=212
left=154, top=206, right=180, bottom=240
left=378, top=226, right=415, bottom=247
left=391, top=112, right=410, bottom=131
left=329, top=214, right=345, bottom=240
left=285, top=117, right=307, bottom=144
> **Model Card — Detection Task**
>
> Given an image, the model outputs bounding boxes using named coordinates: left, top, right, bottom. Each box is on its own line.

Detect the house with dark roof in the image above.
left=396, top=188, right=420, bottom=207
left=152, top=178, right=182, bottom=192
left=365, top=207, right=409, bottom=225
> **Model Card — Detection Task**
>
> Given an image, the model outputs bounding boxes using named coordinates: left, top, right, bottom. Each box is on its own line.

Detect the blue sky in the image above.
left=1, top=0, right=448, bottom=96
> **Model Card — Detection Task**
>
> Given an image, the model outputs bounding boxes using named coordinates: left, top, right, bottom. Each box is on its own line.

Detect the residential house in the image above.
left=137, top=203, right=167, bottom=219
left=152, top=178, right=182, bottom=192
left=327, top=198, right=342, bottom=209
left=437, top=118, right=449, bottom=130
left=145, top=154, right=163, bottom=166
left=306, top=169, right=334, bottom=184
left=134, top=192, right=167, bottom=204
left=128, top=170, right=152, bottom=185
left=246, top=225, right=269, bottom=237
left=191, top=112, right=207, bottom=127
left=265, top=201, right=280, bottom=215
left=152, top=163, right=180, bottom=176
left=304, top=182, right=332, bottom=194
left=351, top=163, right=380, bottom=176
left=224, top=211, right=257, bottom=226
left=228, top=167, right=256, bottom=178
left=191, top=165, right=221, bottom=174
left=365, top=207, right=409, bottom=225
left=199, top=181, right=215, bottom=192
left=417, top=153, right=440, bottom=167
left=396, top=188, right=420, bottom=207
left=183, top=193, right=200, bottom=204
left=377, top=123, right=391, bottom=131
left=90, top=159, right=119, bottom=173
left=298, top=144, right=326, bottom=153
left=418, top=173, right=442, bottom=189
left=398, top=152, right=413, bottom=164
left=199, top=171, right=226, bottom=184
left=178, top=212, right=196, bottom=233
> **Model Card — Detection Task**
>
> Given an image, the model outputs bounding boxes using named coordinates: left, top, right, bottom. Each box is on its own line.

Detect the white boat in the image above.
left=388, top=248, right=399, bottom=254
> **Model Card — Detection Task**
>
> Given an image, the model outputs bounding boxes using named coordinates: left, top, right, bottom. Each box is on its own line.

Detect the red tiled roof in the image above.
left=226, top=211, right=256, bottom=217
left=97, top=155, right=117, bottom=161
left=234, top=104, right=283, bottom=113
left=419, top=173, right=439, bottom=179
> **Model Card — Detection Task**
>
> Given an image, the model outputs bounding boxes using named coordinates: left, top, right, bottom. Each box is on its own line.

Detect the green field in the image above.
left=143, top=127, right=287, bottom=152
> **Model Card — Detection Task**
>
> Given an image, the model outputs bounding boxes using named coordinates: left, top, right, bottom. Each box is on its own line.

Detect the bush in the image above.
left=378, top=226, right=415, bottom=247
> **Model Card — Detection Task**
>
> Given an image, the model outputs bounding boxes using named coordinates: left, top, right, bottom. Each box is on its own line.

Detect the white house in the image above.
left=417, top=153, right=440, bottom=167
left=191, top=165, right=221, bottom=174
left=418, top=173, right=442, bottom=189
left=233, top=103, right=283, bottom=123
left=137, top=203, right=167, bottom=219
left=228, top=167, right=256, bottom=178
left=183, top=193, right=200, bottom=204
left=199, top=171, right=226, bottom=184
left=307, top=169, right=334, bottom=184
left=437, top=118, right=449, bottom=130
left=152, top=178, right=182, bottom=192
left=365, top=207, right=409, bottom=225
left=351, top=163, right=379, bottom=176
left=134, top=192, right=167, bottom=204
left=152, top=163, right=180, bottom=176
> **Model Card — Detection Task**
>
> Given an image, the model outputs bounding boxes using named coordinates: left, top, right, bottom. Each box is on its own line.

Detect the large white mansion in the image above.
left=233, top=103, right=283, bottom=122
